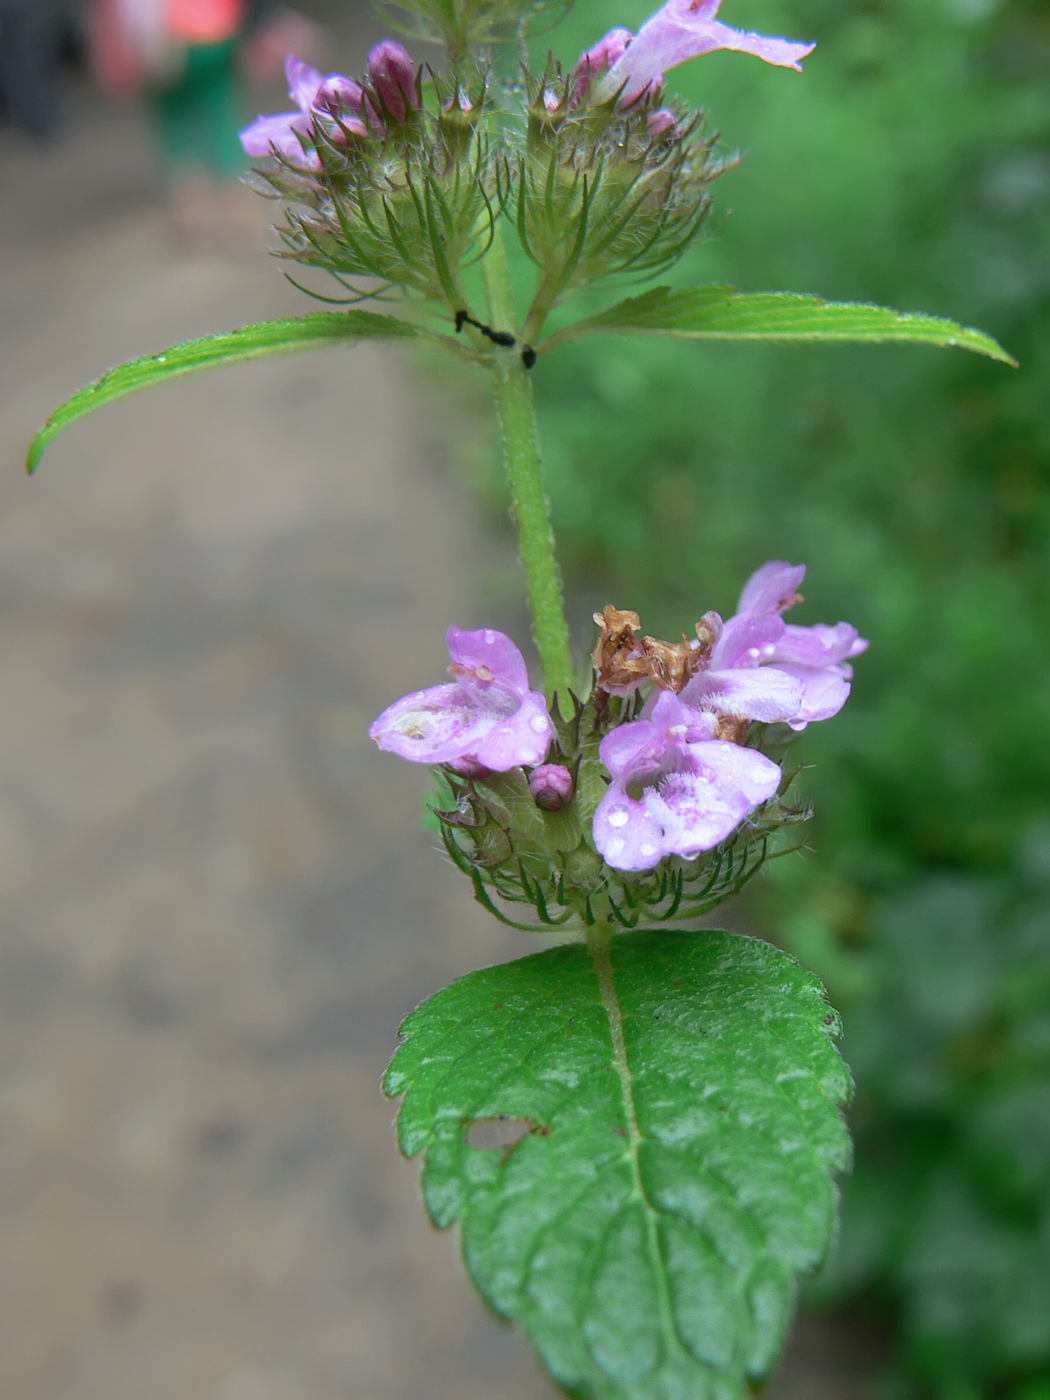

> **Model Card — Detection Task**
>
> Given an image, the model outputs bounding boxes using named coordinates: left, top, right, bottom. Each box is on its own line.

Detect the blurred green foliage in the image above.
left=508, top=0, right=1050, bottom=1393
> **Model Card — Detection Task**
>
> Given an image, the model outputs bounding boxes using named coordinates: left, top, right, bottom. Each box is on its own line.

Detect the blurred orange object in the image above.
left=167, top=0, right=246, bottom=44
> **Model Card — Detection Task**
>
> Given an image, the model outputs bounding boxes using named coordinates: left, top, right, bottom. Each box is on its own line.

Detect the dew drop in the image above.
left=606, top=837, right=625, bottom=859
left=484, top=629, right=497, bottom=643
left=530, top=714, right=549, bottom=733
left=607, top=808, right=629, bottom=828
left=640, top=843, right=658, bottom=859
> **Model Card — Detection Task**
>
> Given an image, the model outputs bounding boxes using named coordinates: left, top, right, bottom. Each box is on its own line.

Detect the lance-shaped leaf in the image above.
left=385, top=929, right=851, bottom=1400
left=538, top=285, right=1016, bottom=365
left=27, top=310, right=432, bottom=474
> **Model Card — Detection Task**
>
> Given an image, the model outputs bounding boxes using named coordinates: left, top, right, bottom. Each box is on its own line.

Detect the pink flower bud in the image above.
left=367, top=40, right=418, bottom=122
left=573, top=26, right=633, bottom=101
left=645, top=108, right=677, bottom=138
left=529, top=764, right=574, bottom=811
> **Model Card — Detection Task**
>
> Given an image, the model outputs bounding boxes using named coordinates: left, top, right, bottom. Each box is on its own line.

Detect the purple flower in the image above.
left=367, top=40, right=418, bottom=122
left=240, top=54, right=366, bottom=171
left=594, top=0, right=815, bottom=105
left=369, top=627, right=553, bottom=774
left=594, top=692, right=781, bottom=870
left=679, top=561, right=867, bottom=731
left=529, top=764, right=574, bottom=811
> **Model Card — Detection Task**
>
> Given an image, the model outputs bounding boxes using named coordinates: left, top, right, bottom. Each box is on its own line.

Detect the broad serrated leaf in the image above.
left=385, top=929, right=852, bottom=1400
left=26, top=310, right=427, bottom=473
left=540, top=285, right=1016, bottom=365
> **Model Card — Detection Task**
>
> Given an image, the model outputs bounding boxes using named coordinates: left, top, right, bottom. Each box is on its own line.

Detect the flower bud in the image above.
left=529, top=764, right=574, bottom=811
left=645, top=108, right=677, bottom=138
left=367, top=40, right=418, bottom=123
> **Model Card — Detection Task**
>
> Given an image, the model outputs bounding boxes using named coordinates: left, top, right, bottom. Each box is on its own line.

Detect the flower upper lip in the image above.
left=583, top=0, right=816, bottom=109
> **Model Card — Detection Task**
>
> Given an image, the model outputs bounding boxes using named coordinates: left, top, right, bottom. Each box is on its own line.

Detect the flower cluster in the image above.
left=588, top=561, right=866, bottom=871
left=238, top=0, right=815, bottom=331
left=241, top=47, right=491, bottom=310
left=369, top=563, right=865, bottom=925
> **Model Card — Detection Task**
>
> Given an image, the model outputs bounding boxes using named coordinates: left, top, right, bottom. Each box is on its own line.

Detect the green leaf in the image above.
left=540, top=285, right=1017, bottom=365
left=385, top=928, right=852, bottom=1400
left=26, top=310, right=427, bottom=473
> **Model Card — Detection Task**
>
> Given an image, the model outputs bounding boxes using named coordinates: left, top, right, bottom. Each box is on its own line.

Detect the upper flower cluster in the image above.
left=370, top=563, right=865, bottom=899
left=237, top=0, right=815, bottom=326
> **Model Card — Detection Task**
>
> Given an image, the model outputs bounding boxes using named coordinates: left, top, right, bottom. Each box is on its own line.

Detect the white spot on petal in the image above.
left=483, top=629, right=497, bottom=643
left=606, top=838, right=625, bottom=859
left=748, top=647, right=761, bottom=659
left=529, top=714, right=549, bottom=733
left=607, top=808, right=629, bottom=828
left=640, top=843, right=658, bottom=859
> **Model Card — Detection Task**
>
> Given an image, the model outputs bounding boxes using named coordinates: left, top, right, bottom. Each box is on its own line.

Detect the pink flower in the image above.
left=593, top=0, right=815, bottom=105
left=679, top=561, right=867, bottom=731
left=240, top=54, right=366, bottom=171
left=594, top=692, right=781, bottom=870
left=369, top=627, right=553, bottom=774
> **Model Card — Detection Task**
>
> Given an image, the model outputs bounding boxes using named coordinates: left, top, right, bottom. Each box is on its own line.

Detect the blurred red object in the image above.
left=88, top=0, right=250, bottom=96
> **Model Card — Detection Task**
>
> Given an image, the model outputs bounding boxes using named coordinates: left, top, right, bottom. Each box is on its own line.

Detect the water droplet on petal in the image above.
left=530, top=714, right=548, bottom=733
left=484, top=629, right=497, bottom=643
left=607, top=808, right=629, bottom=828
left=606, top=837, right=625, bottom=859
left=640, top=843, right=658, bottom=859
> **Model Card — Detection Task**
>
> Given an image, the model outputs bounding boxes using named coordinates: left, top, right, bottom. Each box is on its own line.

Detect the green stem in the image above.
left=481, top=227, right=575, bottom=706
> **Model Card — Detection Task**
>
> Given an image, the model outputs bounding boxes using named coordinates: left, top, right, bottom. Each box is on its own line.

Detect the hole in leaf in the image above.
left=465, top=1116, right=542, bottom=1150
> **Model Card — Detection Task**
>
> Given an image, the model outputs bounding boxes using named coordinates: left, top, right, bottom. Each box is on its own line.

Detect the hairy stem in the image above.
left=482, top=226, right=575, bottom=706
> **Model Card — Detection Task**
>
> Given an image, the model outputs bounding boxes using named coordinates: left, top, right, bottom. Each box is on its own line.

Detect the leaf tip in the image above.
left=25, top=436, right=45, bottom=475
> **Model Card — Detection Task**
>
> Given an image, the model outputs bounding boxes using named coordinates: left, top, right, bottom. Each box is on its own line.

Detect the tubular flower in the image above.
left=592, top=0, right=815, bottom=106
left=679, top=561, right=868, bottom=731
left=572, top=27, right=634, bottom=101
left=594, top=692, right=781, bottom=871
left=240, top=54, right=365, bottom=170
left=369, top=627, right=553, bottom=774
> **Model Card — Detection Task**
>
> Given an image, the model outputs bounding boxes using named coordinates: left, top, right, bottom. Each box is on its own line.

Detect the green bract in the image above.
left=386, top=928, right=852, bottom=1399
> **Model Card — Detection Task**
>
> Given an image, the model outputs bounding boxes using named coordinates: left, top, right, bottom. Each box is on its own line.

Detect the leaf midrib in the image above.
left=589, top=927, right=683, bottom=1378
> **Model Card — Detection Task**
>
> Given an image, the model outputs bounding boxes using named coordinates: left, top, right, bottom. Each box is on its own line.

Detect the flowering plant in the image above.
left=28, top=0, right=1014, bottom=1394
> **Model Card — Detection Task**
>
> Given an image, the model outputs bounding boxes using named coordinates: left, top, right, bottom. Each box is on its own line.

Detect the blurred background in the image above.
left=0, top=0, right=1046, bottom=1398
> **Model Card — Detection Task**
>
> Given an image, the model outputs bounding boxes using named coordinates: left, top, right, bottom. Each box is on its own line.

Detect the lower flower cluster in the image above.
left=369, top=561, right=865, bottom=926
